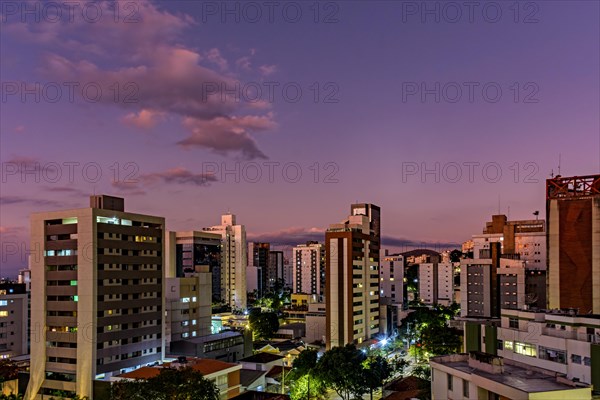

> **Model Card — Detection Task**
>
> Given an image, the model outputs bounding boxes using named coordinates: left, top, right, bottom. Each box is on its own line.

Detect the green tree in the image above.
left=315, top=344, right=367, bottom=400
left=420, top=324, right=462, bottom=356
left=362, top=355, right=392, bottom=400
left=411, top=364, right=431, bottom=382
left=388, top=355, right=409, bottom=379
left=290, top=374, right=327, bottom=400
left=248, top=311, right=280, bottom=340
left=111, top=367, right=219, bottom=400
left=289, top=349, right=324, bottom=400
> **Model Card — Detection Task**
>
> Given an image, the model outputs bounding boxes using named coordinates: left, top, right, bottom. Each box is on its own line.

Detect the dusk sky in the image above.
left=1, top=0, right=599, bottom=276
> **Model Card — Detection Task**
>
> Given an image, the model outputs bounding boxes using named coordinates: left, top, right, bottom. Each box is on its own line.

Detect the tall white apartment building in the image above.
left=204, top=214, right=247, bottom=310
left=292, top=242, right=325, bottom=297
left=419, top=262, right=453, bottom=306
left=26, top=195, right=165, bottom=399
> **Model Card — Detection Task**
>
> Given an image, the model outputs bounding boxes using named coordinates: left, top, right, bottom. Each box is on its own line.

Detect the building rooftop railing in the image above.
left=546, top=174, right=600, bottom=199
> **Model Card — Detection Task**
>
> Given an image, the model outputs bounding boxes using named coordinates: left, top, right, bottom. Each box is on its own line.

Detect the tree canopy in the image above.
left=248, top=310, right=280, bottom=340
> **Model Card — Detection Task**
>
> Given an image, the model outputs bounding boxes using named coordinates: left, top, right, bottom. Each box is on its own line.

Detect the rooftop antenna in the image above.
left=558, top=154, right=562, bottom=176
left=497, top=195, right=501, bottom=215
left=533, top=210, right=540, bottom=220
left=507, top=206, right=510, bottom=220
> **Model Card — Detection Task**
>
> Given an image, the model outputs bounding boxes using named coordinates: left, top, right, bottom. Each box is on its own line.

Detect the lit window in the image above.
left=182, top=298, right=190, bottom=303
left=0, top=311, right=8, bottom=317
left=0, top=301, right=7, bottom=307
left=514, top=341, right=537, bottom=357
left=70, top=280, right=77, bottom=286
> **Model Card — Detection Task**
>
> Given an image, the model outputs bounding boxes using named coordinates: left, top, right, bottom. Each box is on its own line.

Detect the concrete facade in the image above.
left=0, top=284, right=28, bottom=359
left=204, top=214, right=247, bottom=310
left=325, top=204, right=380, bottom=349
left=546, top=175, right=600, bottom=314
left=26, top=195, right=165, bottom=399
left=292, top=242, right=325, bottom=297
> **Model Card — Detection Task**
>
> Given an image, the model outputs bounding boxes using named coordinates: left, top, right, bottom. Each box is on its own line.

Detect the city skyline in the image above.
left=2, top=1, right=599, bottom=277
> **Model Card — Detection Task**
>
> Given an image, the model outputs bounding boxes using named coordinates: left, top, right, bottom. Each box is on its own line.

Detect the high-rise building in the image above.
left=325, top=203, right=381, bottom=349
left=0, top=283, right=28, bottom=359
left=379, top=251, right=403, bottom=305
left=461, top=214, right=548, bottom=318
left=282, top=254, right=294, bottom=290
left=473, top=215, right=546, bottom=271
left=165, top=273, right=212, bottom=353
left=247, top=242, right=270, bottom=297
left=293, top=242, right=325, bottom=297
left=166, top=231, right=222, bottom=302
left=26, top=195, right=165, bottom=399
left=268, top=250, right=284, bottom=290
left=419, top=262, right=453, bottom=306
left=204, top=214, right=247, bottom=310
left=547, top=174, right=600, bottom=313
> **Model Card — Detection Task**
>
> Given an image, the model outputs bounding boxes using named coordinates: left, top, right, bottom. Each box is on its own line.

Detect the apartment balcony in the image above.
left=542, top=327, right=577, bottom=340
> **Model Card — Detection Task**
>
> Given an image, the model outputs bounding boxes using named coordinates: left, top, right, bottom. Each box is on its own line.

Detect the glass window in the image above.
left=509, top=318, right=519, bottom=329
left=462, top=379, right=469, bottom=398
left=571, top=354, right=582, bottom=364
left=447, top=374, right=453, bottom=390
left=497, top=340, right=504, bottom=350
left=514, top=341, right=537, bottom=357
left=539, top=346, right=566, bottom=364
left=583, top=357, right=591, bottom=366
left=505, top=341, right=514, bottom=351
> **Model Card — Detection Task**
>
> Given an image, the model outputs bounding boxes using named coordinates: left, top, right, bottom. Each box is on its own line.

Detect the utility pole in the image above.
left=281, top=360, right=285, bottom=394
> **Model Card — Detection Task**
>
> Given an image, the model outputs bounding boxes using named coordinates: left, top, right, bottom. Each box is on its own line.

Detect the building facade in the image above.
left=430, top=352, right=592, bottom=399
left=26, top=195, right=165, bottom=399
left=268, top=251, right=284, bottom=290
left=0, top=283, right=28, bottom=359
left=462, top=309, right=600, bottom=390
left=547, top=174, right=600, bottom=314
left=165, top=274, right=212, bottom=353
left=247, top=243, right=270, bottom=297
left=166, top=231, right=222, bottom=302
left=379, top=252, right=403, bottom=306
left=292, top=242, right=325, bottom=297
left=204, top=214, right=247, bottom=310
left=325, top=203, right=380, bottom=349
left=418, top=262, right=453, bottom=306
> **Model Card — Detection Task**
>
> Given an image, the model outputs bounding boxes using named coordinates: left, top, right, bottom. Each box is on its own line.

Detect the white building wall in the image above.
left=419, top=263, right=435, bottom=304
left=437, top=262, right=453, bottom=304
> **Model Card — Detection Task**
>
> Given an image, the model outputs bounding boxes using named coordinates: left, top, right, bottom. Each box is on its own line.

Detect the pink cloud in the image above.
left=259, top=65, right=278, bottom=76
left=178, top=113, right=277, bottom=159
left=122, top=109, right=165, bottom=129
left=6, top=1, right=278, bottom=159
left=206, top=48, right=228, bottom=71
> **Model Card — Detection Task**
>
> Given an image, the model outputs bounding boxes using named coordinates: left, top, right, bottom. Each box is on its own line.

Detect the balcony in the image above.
left=542, top=327, right=577, bottom=340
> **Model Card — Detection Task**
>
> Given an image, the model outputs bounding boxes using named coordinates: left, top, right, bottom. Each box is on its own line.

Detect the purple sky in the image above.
left=1, top=1, right=599, bottom=277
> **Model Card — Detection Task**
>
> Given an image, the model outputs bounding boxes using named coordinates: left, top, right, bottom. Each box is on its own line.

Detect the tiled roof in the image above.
left=118, top=366, right=161, bottom=380
left=240, top=352, right=284, bottom=364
